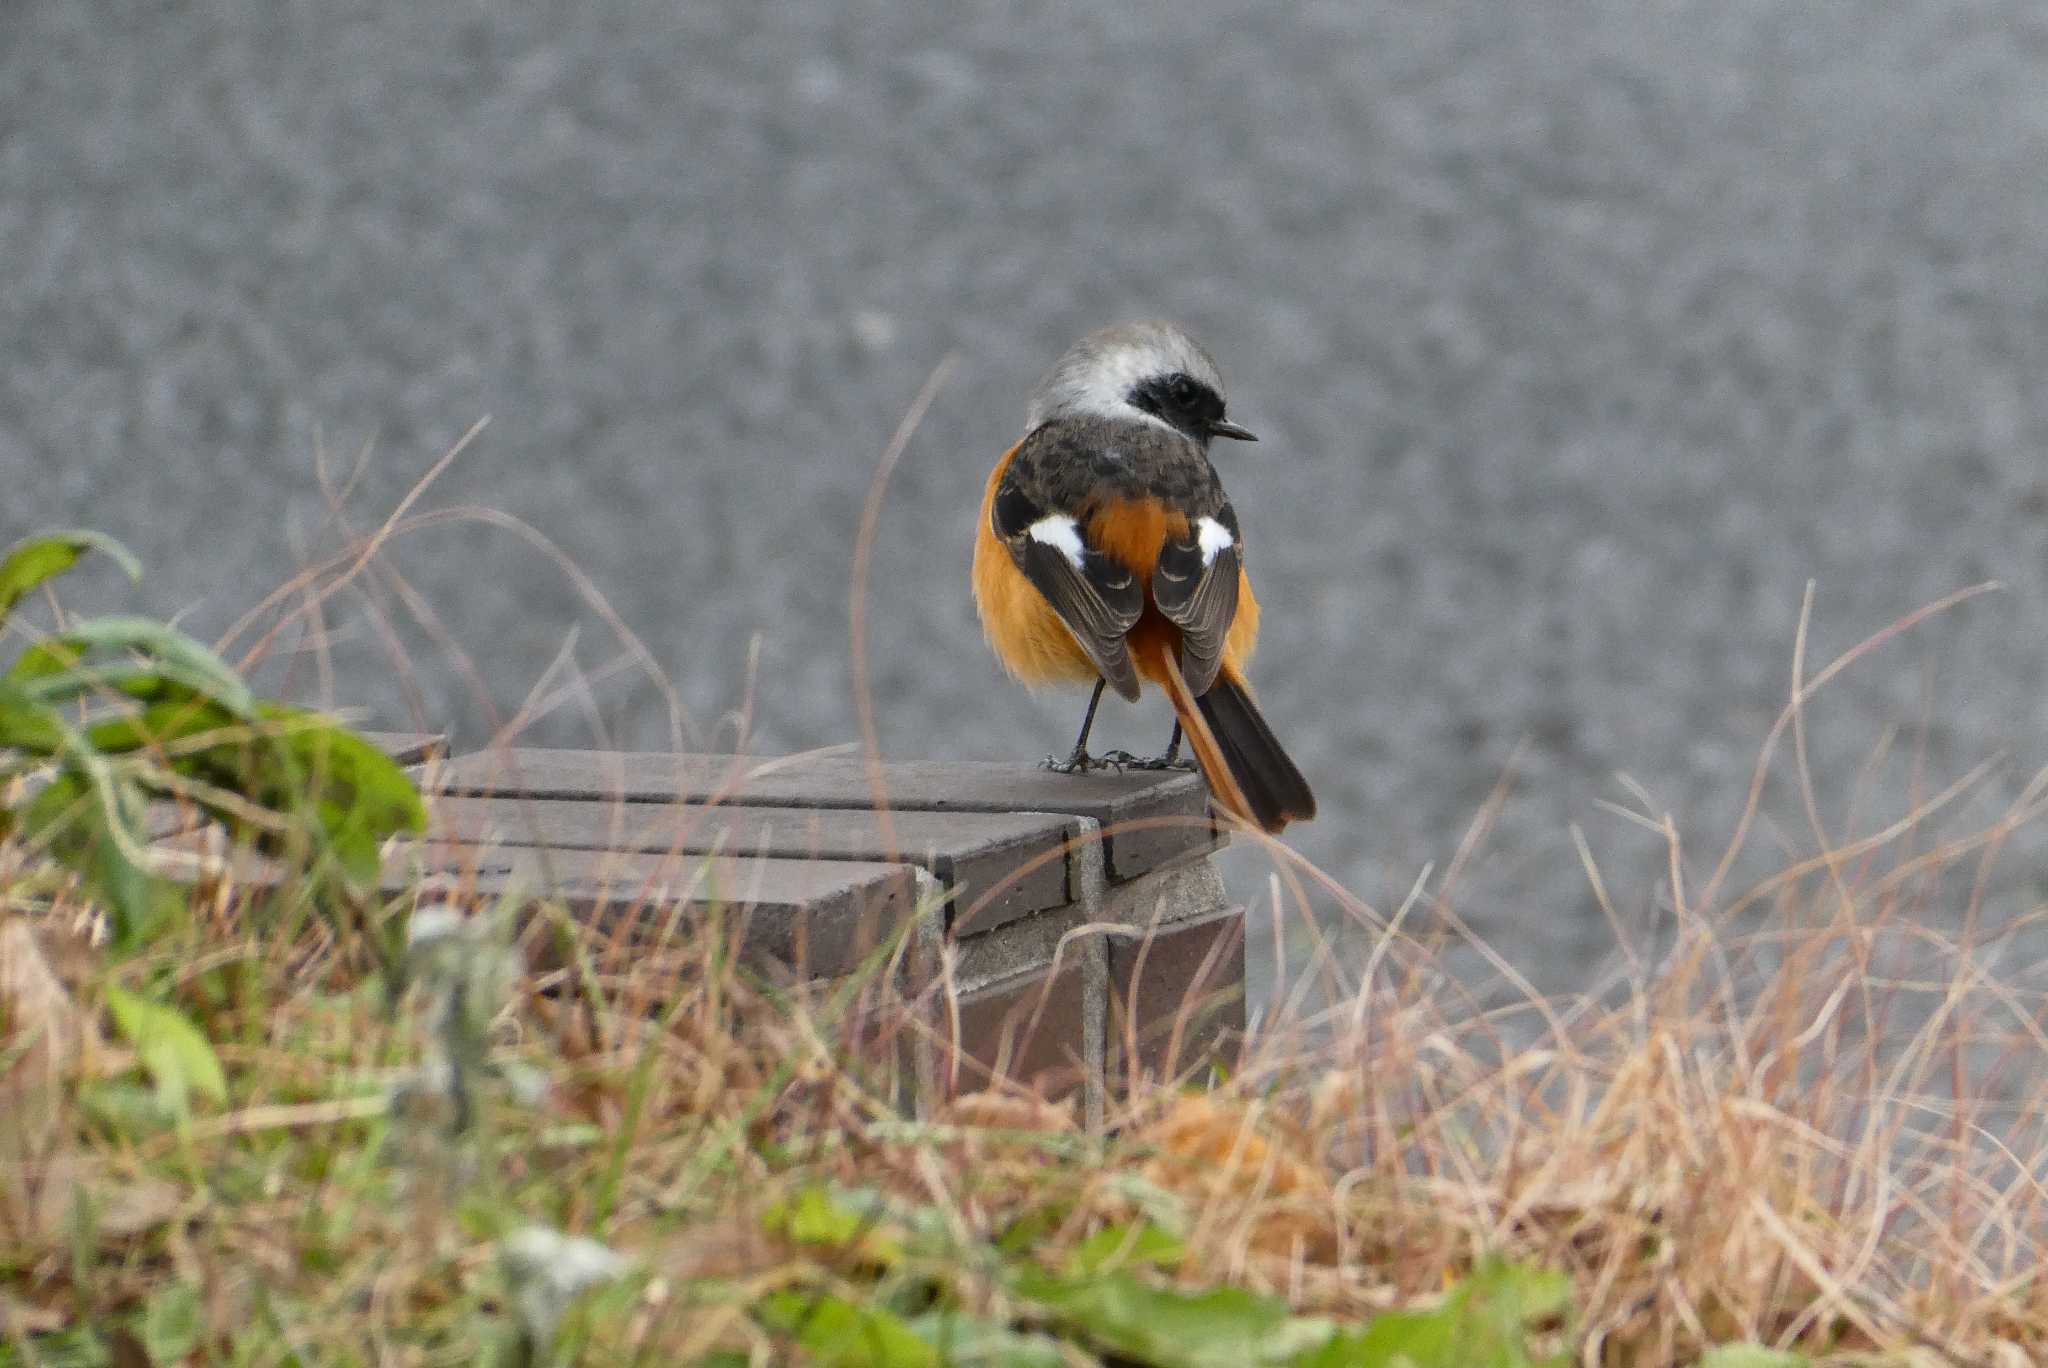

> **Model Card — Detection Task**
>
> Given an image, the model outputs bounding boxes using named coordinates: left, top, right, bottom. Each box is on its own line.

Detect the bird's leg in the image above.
left=1121, top=720, right=1196, bottom=771
left=1043, top=678, right=1110, bottom=773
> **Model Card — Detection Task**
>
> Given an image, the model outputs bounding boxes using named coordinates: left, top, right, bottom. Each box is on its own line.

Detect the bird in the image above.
left=971, top=321, right=1317, bottom=834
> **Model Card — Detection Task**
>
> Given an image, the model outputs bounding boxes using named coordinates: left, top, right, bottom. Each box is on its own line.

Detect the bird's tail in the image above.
left=1151, top=649, right=1317, bottom=835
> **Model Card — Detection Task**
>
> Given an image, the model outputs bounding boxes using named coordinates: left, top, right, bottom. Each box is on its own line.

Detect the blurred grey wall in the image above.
left=8, top=2, right=2048, bottom=989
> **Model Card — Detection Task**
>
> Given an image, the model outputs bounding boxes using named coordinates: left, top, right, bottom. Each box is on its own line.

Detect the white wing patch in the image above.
left=1027, top=515, right=1088, bottom=568
left=1195, top=516, right=1235, bottom=565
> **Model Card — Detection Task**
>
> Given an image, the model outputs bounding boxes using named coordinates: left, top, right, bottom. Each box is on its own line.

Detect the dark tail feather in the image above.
left=1195, top=673, right=1317, bottom=834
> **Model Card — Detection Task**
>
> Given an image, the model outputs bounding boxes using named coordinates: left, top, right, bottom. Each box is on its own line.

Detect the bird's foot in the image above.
left=1043, top=749, right=1120, bottom=774
left=1112, top=750, right=1197, bottom=772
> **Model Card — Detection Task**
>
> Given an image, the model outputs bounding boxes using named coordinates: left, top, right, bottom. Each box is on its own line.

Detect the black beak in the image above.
left=1209, top=419, right=1258, bottom=442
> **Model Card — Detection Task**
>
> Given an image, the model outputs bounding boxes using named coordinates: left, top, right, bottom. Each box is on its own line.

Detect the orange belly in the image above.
left=971, top=443, right=1261, bottom=693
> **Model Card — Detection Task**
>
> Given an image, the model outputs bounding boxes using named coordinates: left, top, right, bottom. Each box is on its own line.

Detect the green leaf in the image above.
left=121, top=702, right=426, bottom=892
left=1067, top=1220, right=1186, bottom=1277
left=139, top=1279, right=204, bottom=1362
left=1459, top=1257, right=1569, bottom=1365
left=769, top=1184, right=876, bottom=1247
left=0, top=1325, right=112, bottom=1367
left=1480, top=1258, right=1569, bottom=1319
left=258, top=705, right=427, bottom=887
left=905, top=1311, right=1070, bottom=1366
left=77, top=1079, right=174, bottom=1138
left=0, top=530, right=140, bottom=623
left=1700, top=1350, right=1809, bottom=1368
left=0, top=676, right=63, bottom=753
left=765, top=1184, right=906, bottom=1268
left=758, top=1290, right=939, bottom=1367
left=0, top=557, right=427, bottom=944
left=21, top=756, right=172, bottom=947
left=86, top=697, right=245, bottom=757
left=1297, top=1306, right=1454, bottom=1367
left=18, top=754, right=97, bottom=843
left=1301, top=1307, right=1477, bottom=1367
left=10, top=615, right=254, bottom=716
left=1013, top=1267, right=1334, bottom=1367
left=1296, top=1258, right=1571, bottom=1368
left=105, top=985, right=228, bottom=1120
left=994, top=1204, right=1067, bottom=1258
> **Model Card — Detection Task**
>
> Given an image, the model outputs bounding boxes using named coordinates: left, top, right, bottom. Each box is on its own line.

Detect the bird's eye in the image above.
left=1170, top=377, right=1195, bottom=402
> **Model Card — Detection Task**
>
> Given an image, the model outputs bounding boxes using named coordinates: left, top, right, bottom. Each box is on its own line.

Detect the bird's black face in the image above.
left=1127, top=371, right=1257, bottom=446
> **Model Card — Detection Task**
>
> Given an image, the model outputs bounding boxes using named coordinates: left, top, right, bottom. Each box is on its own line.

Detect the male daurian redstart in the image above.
left=972, top=321, right=1316, bottom=833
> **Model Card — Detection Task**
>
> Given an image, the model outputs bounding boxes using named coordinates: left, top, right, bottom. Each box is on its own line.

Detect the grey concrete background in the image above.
left=8, top=1, right=2048, bottom=995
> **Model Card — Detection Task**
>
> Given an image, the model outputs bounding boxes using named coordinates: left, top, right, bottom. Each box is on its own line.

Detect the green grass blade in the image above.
left=0, top=529, right=141, bottom=623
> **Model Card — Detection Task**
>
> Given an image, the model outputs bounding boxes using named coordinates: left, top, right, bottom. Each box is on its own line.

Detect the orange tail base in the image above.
left=1147, top=646, right=1316, bottom=835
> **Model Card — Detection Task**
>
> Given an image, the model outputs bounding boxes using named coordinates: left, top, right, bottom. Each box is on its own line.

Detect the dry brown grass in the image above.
left=4, top=714, right=2044, bottom=1364
left=3, top=428, right=2043, bottom=1364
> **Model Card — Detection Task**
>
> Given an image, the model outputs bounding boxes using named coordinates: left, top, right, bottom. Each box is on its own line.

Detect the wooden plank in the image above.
left=163, top=834, right=918, bottom=978
left=410, top=843, right=920, bottom=976
left=431, top=751, right=1222, bottom=882
left=359, top=730, right=448, bottom=765
left=426, top=797, right=1071, bottom=936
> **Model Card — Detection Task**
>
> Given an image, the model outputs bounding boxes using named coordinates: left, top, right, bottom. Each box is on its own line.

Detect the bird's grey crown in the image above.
left=1025, top=320, right=1228, bottom=432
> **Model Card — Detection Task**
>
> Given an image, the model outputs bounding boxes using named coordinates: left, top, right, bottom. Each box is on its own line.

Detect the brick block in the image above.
left=941, top=958, right=1091, bottom=1099
left=1107, top=907, right=1246, bottom=1088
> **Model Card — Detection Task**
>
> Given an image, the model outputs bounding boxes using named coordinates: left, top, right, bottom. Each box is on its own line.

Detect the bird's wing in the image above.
left=1150, top=503, right=1242, bottom=697
left=991, top=473, right=1144, bottom=701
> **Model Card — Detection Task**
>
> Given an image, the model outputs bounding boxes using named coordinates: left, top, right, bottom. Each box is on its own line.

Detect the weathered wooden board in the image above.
left=426, top=796, right=1071, bottom=935
left=161, top=834, right=918, bottom=977
left=408, top=843, right=920, bottom=975
left=358, top=731, right=448, bottom=766
left=430, top=751, right=1222, bottom=881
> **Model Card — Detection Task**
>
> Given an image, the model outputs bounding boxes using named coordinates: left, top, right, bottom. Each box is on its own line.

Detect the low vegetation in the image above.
left=2, top=525, right=2042, bottom=1365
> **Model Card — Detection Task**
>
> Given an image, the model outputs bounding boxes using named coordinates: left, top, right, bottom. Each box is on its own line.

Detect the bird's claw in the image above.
left=1044, top=748, right=1194, bottom=775
left=1043, top=750, right=1121, bottom=774
left=1113, top=751, right=1195, bottom=772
